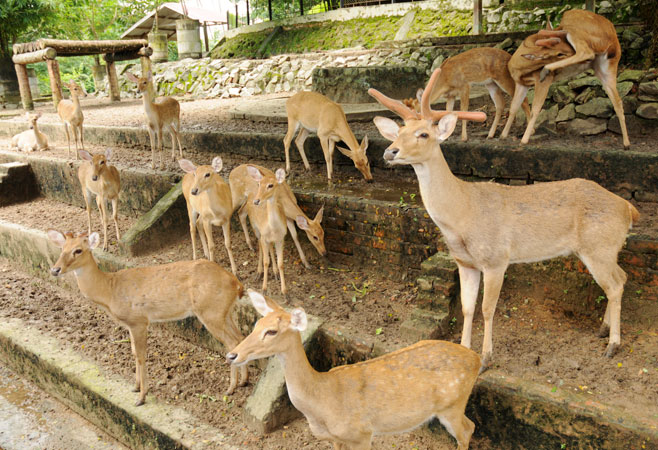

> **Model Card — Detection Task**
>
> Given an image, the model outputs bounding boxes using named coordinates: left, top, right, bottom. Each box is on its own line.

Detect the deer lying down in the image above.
left=11, top=112, right=49, bottom=152
left=228, top=291, right=481, bottom=450
left=48, top=230, right=248, bottom=406
left=370, top=68, right=639, bottom=372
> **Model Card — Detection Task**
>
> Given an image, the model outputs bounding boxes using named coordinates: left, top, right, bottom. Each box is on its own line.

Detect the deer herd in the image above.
left=7, top=9, right=642, bottom=449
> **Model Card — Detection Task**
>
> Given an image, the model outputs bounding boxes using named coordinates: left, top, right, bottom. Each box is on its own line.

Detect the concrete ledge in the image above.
left=0, top=161, right=38, bottom=206
left=0, top=317, right=235, bottom=450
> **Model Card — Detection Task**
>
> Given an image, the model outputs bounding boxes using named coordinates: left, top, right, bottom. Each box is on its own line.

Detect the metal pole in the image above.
left=268, top=0, right=273, bottom=20
left=227, top=10, right=230, bottom=29
left=473, top=0, right=482, bottom=35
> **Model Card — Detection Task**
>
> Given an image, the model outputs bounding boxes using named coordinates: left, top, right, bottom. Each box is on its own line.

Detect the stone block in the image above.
left=617, top=81, right=634, bottom=98
left=574, top=87, right=596, bottom=104
left=638, top=82, right=658, bottom=102
left=607, top=114, right=652, bottom=135
left=399, top=307, right=450, bottom=342
left=552, top=85, right=575, bottom=105
left=242, top=313, right=323, bottom=434
left=420, top=251, right=458, bottom=280
left=568, top=76, right=601, bottom=90
left=556, top=104, right=575, bottom=122
left=558, top=118, right=607, bottom=136
left=618, top=70, right=645, bottom=84
left=636, top=103, right=658, bottom=120
left=575, top=97, right=614, bottom=118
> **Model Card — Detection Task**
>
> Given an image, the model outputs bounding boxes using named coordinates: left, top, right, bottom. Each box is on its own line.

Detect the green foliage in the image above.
left=0, top=0, right=58, bottom=59
left=33, top=56, right=95, bottom=95
left=248, top=0, right=329, bottom=21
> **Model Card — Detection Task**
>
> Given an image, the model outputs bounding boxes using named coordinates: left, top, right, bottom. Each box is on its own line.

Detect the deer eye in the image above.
left=313, top=236, right=319, bottom=241
left=267, top=184, right=274, bottom=189
left=100, top=161, right=105, bottom=165
left=205, top=173, right=210, bottom=178
left=265, top=329, right=277, bottom=337
left=419, top=133, right=429, bottom=139
left=73, top=249, right=82, bottom=255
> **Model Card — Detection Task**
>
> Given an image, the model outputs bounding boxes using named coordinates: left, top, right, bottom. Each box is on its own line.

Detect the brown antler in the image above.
left=368, top=88, right=419, bottom=121
left=421, top=69, right=487, bottom=123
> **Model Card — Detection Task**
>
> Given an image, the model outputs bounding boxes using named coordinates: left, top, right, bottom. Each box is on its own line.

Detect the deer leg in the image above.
left=457, top=263, right=481, bottom=349
left=438, top=404, right=475, bottom=450
left=269, top=246, right=278, bottom=279
left=485, top=82, right=505, bottom=139
left=261, top=240, right=270, bottom=292
left=541, top=38, right=595, bottom=80
left=480, top=267, right=507, bottom=372
left=275, top=239, right=287, bottom=295
left=147, top=126, right=156, bottom=169
left=64, top=123, right=72, bottom=159
left=222, top=222, right=237, bottom=275
left=173, top=120, right=183, bottom=159
left=79, top=124, right=84, bottom=152
left=156, top=127, right=165, bottom=169
left=459, top=86, right=470, bottom=142
left=283, top=119, right=300, bottom=172
left=202, top=219, right=215, bottom=262
left=288, top=219, right=310, bottom=269
left=96, top=195, right=109, bottom=251
left=83, top=189, right=93, bottom=236
left=130, top=324, right=148, bottom=406
left=127, top=328, right=140, bottom=392
left=71, top=125, right=79, bottom=159
left=594, top=56, right=630, bottom=148
left=521, top=73, right=554, bottom=145
left=111, top=197, right=120, bottom=242
left=500, top=84, right=529, bottom=139
left=188, top=209, right=199, bottom=259
left=294, top=127, right=311, bottom=171
left=237, top=202, right=254, bottom=251
left=318, top=135, right=334, bottom=185
left=197, top=217, right=211, bottom=259
left=581, top=254, right=627, bottom=358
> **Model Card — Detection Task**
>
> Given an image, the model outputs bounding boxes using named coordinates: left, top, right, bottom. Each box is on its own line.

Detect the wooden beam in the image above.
left=104, top=46, right=153, bottom=62
left=106, top=61, right=121, bottom=102
left=14, top=64, right=34, bottom=111
left=46, top=59, right=63, bottom=110
left=11, top=47, right=56, bottom=65
left=473, top=0, right=483, bottom=35
left=12, top=39, right=148, bottom=56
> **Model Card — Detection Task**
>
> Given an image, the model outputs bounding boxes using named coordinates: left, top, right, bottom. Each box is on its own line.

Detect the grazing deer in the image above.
left=369, top=69, right=639, bottom=371
left=229, top=163, right=326, bottom=269
left=228, top=290, right=481, bottom=450
left=503, top=9, right=629, bottom=148
left=126, top=71, right=183, bottom=169
left=499, top=31, right=576, bottom=144
left=11, top=112, right=49, bottom=152
left=57, top=81, right=86, bottom=159
left=48, top=230, right=248, bottom=406
left=179, top=157, right=237, bottom=275
left=283, top=91, right=372, bottom=184
left=244, top=166, right=290, bottom=295
left=78, top=149, right=121, bottom=251
left=423, top=47, right=532, bottom=142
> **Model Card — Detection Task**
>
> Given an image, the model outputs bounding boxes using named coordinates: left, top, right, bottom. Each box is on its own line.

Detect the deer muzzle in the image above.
left=383, top=148, right=399, bottom=161
left=50, top=267, right=62, bottom=277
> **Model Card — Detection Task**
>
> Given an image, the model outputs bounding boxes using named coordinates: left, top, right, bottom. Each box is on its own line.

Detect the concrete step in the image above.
left=0, top=161, right=37, bottom=207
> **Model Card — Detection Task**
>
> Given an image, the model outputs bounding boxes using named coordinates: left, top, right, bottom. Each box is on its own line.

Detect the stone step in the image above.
left=0, top=161, right=37, bottom=207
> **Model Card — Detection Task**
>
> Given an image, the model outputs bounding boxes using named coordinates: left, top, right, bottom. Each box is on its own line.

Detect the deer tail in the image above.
left=629, top=202, right=640, bottom=228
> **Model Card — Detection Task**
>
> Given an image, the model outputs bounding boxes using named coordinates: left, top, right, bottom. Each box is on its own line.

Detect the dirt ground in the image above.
left=0, top=94, right=657, bottom=448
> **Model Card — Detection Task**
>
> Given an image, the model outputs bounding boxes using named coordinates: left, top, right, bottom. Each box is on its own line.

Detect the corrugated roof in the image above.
left=121, top=2, right=226, bottom=40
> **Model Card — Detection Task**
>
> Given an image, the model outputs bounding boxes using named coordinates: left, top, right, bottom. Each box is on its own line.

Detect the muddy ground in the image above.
left=0, top=94, right=657, bottom=448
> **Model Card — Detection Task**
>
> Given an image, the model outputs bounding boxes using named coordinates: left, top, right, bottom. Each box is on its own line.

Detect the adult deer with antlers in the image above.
left=228, top=291, right=481, bottom=450
left=283, top=91, right=372, bottom=184
left=48, top=230, right=248, bottom=406
left=501, top=9, right=630, bottom=148
left=369, top=68, right=639, bottom=370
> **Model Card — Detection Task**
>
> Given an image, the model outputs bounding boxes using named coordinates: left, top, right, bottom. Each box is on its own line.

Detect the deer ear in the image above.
left=47, top=229, right=66, bottom=248
left=79, top=149, right=92, bottom=161
left=275, top=168, right=286, bottom=184
left=416, top=88, right=424, bottom=104
left=336, top=146, right=351, bottom=158
left=435, top=113, right=459, bottom=142
left=88, top=232, right=100, bottom=249
left=105, top=148, right=113, bottom=160
left=314, top=205, right=324, bottom=223
left=178, top=159, right=196, bottom=173
left=373, top=116, right=399, bottom=141
left=125, top=72, right=138, bottom=83
left=360, top=134, right=368, bottom=151
left=247, top=165, right=262, bottom=181
left=295, top=215, right=309, bottom=230
left=211, top=157, right=223, bottom=173
left=289, top=308, right=308, bottom=332
left=248, top=290, right=274, bottom=316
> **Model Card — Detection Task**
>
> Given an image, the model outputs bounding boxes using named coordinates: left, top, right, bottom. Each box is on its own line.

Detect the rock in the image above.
left=575, top=98, right=614, bottom=118
left=536, top=103, right=559, bottom=127
left=560, top=118, right=608, bottom=135
left=607, top=114, right=649, bottom=135
left=636, top=103, right=658, bottom=120
left=618, top=70, right=644, bottom=83
left=228, top=87, right=241, bottom=96
left=616, top=81, right=634, bottom=98
left=494, top=37, right=513, bottom=50
left=556, top=104, right=576, bottom=122
left=623, top=96, right=639, bottom=113
left=638, top=82, right=658, bottom=101
left=568, top=76, right=601, bottom=90
left=575, top=87, right=596, bottom=104
left=552, top=85, right=575, bottom=104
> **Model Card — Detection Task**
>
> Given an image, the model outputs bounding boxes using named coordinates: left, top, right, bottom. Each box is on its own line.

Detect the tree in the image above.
left=0, top=0, right=58, bottom=60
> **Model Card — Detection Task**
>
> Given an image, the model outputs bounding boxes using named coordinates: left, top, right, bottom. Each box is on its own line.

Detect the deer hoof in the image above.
left=132, top=385, right=140, bottom=393
left=598, top=323, right=610, bottom=338
left=604, top=342, right=619, bottom=358
left=224, top=386, right=236, bottom=396
left=134, top=397, right=145, bottom=407
left=479, top=353, right=493, bottom=375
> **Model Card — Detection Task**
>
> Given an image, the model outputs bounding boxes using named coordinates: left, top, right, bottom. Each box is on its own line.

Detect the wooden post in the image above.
left=140, top=56, right=156, bottom=99
left=46, top=58, right=63, bottom=110
left=106, top=60, right=121, bottom=102
left=585, top=0, right=595, bottom=11
left=473, top=0, right=483, bottom=35
left=246, top=0, right=250, bottom=25
left=203, top=23, right=210, bottom=52
left=14, top=64, right=33, bottom=111
left=235, top=4, right=239, bottom=27
left=268, top=0, right=272, bottom=20
left=300, top=0, right=304, bottom=16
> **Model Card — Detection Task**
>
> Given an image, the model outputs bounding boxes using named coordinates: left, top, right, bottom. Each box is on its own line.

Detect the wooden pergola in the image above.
left=12, top=39, right=153, bottom=111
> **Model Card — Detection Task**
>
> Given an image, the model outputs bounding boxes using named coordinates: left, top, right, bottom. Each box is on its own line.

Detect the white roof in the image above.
left=121, top=2, right=226, bottom=40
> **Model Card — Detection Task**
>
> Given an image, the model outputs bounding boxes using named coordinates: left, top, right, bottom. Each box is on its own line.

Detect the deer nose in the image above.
left=92, top=175, right=98, bottom=181
left=191, top=188, right=199, bottom=195
left=50, top=267, right=61, bottom=277
left=253, top=198, right=260, bottom=206
left=383, top=148, right=399, bottom=161
left=226, top=352, right=238, bottom=364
